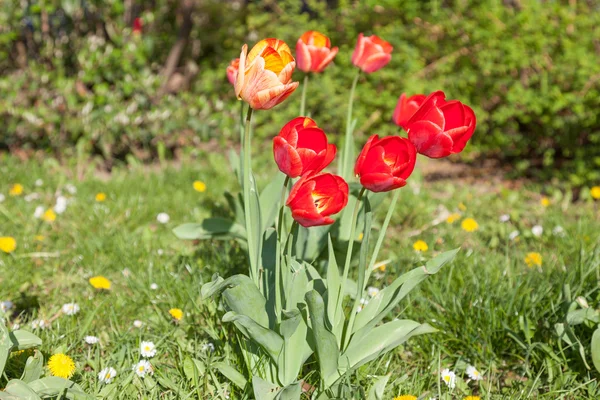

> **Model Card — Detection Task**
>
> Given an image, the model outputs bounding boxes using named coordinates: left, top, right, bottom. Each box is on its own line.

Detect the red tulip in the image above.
left=227, top=58, right=240, bottom=86
left=392, top=93, right=426, bottom=129
left=273, top=117, right=336, bottom=178
left=405, top=91, right=476, bottom=158
left=286, top=173, right=349, bottom=227
left=351, top=33, right=392, bottom=74
left=354, top=135, right=417, bottom=192
left=296, top=31, right=339, bottom=73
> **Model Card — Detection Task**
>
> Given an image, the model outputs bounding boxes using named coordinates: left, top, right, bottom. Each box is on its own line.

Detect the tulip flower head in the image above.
left=355, top=135, right=417, bottom=192
left=296, top=31, right=339, bottom=73
left=132, top=18, right=143, bottom=35
left=351, top=33, right=393, bottom=74
left=273, top=117, right=336, bottom=178
left=235, top=38, right=299, bottom=110
left=405, top=91, right=476, bottom=158
left=226, top=58, right=240, bottom=86
left=393, top=93, right=426, bottom=129
left=286, top=173, right=349, bottom=227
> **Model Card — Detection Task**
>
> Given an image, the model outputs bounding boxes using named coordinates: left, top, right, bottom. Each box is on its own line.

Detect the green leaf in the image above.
left=276, top=382, right=302, bottom=400
left=367, top=374, right=391, bottom=400
left=21, top=350, right=44, bottom=383
left=28, top=377, right=91, bottom=399
left=278, top=309, right=312, bottom=386
left=3, top=380, right=42, bottom=400
left=10, top=330, right=43, bottom=351
left=213, top=362, right=247, bottom=390
left=567, top=308, right=600, bottom=325
left=305, top=290, right=339, bottom=387
left=182, top=357, right=205, bottom=382
left=172, top=219, right=246, bottom=241
left=591, top=327, right=600, bottom=373
left=1, top=318, right=11, bottom=376
left=294, top=224, right=330, bottom=262
left=260, top=173, right=286, bottom=231
left=248, top=171, right=263, bottom=277
left=252, top=376, right=281, bottom=400
left=223, top=311, right=283, bottom=363
left=325, top=236, right=344, bottom=340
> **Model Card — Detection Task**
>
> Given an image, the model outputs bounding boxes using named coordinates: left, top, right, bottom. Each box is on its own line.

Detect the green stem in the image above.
left=341, top=70, right=361, bottom=180
left=238, top=100, right=245, bottom=185
left=275, top=176, right=291, bottom=320
left=337, top=188, right=366, bottom=326
left=243, top=105, right=257, bottom=285
left=300, top=74, right=309, bottom=116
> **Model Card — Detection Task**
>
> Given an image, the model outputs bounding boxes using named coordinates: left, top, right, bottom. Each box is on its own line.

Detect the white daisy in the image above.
left=12, top=323, right=20, bottom=330
left=122, top=268, right=132, bottom=278
left=54, top=196, right=68, bottom=214
left=201, top=342, right=215, bottom=352
left=366, top=286, right=380, bottom=297
left=156, top=213, right=170, bottom=224
left=0, top=300, right=13, bottom=313
left=553, top=226, right=565, bottom=237
left=157, top=249, right=164, bottom=256
left=133, top=320, right=143, bottom=328
left=509, top=230, right=520, bottom=241
left=34, top=206, right=45, bottom=219
left=441, top=368, right=456, bottom=388
left=499, top=214, right=510, bottom=222
left=532, top=225, right=543, bottom=237
left=466, top=365, right=482, bottom=380
left=24, top=193, right=40, bottom=202
left=0, top=193, right=5, bottom=203
left=150, top=283, right=158, bottom=290
left=31, top=319, right=49, bottom=330
left=35, top=179, right=44, bottom=187
left=133, top=360, right=153, bottom=377
left=65, top=184, right=77, bottom=195
left=98, top=367, right=117, bottom=384
left=84, top=336, right=100, bottom=345
left=140, top=341, right=157, bottom=358
left=62, top=303, right=80, bottom=316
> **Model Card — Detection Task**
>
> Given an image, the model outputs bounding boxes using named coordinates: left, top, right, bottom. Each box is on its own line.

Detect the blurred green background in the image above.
left=1, top=0, right=599, bottom=185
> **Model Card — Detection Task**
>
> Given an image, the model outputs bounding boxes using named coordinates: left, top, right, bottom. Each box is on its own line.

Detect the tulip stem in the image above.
left=238, top=100, right=245, bottom=185
left=341, top=70, right=361, bottom=180
left=300, top=74, right=309, bottom=116
left=275, top=175, right=291, bottom=320
left=243, top=105, right=258, bottom=287
left=337, top=187, right=366, bottom=338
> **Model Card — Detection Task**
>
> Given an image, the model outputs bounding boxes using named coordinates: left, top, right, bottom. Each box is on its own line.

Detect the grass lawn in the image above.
left=1, top=151, right=599, bottom=399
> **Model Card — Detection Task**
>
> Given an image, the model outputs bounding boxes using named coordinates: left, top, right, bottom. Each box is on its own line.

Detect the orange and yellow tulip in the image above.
left=295, top=31, right=338, bottom=73
left=235, top=38, right=299, bottom=110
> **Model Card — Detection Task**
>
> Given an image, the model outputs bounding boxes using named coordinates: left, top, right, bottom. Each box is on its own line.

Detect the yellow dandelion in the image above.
left=413, top=240, right=428, bottom=252
left=34, top=235, right=45, bottom=241
left=525, top=252, right=542, bottom=268
left=48, top=353, right=76, bottom=379
left=95, top=192, right=107, bottom=202
left=358, top=233, right=364, bottom=241
left=378, top=264, right=386, bottom=272
left=461, top=218, right=479, bottom=232
left=169, top=308, right=184, bottom=321
left=446, top=213, right=461, bottom=224
left=89, top=275, right=111, bottom=290
left=193, top=180, right=207, bottom=193
left=540, top=197, right=550, bottom=207
left=458, top=202, right=467, bottom=211
left=0, top=237, right=17, bottom=253
left=394, top=396, right=417, bottom=400
left=464, top=397, right=481, bottom=400
left=9, top=184, right=24, bottom=196
left=42, top=209, right=56, bottom=222
left=591, top=186, right=600, bottom=200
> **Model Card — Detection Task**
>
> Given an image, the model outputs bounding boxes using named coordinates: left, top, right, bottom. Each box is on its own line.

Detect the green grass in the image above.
left=1, top=152, right=600, bottom=399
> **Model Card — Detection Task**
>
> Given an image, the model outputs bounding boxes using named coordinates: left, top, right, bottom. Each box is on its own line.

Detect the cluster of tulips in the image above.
left=227, top=32, right=476, bottom=228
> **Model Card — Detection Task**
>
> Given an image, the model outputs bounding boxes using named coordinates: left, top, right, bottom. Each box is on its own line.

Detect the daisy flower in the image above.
left=201, top=343, right=215, bottom=352
left=366, top=287, right=380, bottom=297
left=499, top=214, right=510, bottom=222
left=0, top=193, right=5, bottom=203
left=441, top=368, right=456, bottom=388
left=169, top=308, right=183, bottom=321
left=54, top=196, right=68, bottom=214
left=98, top=367, right=117, bottom=384
left=89, top=276, right=111, bottom=290
left=35, top=179, right=43, bottom=187
left=156, top=213, right=170, bottom=224
left=34, top=206, right=45, bottom=219
left=24, top=193, right=40, bottom=202
left=461, top=218, right=479, bottom=232
left=133, top=320, right=143, bottom=328
left=413, top=240, right=428, bottom=252
left=95, top=192, right=107, bottom=202
left=0, top=300, right=13, bottom=313
left=31, top=319, right=49, bottom=329
left=509, top=230, right=520, bottom=241
left=525, top=252, right=542, bottom=268
left=65, top=184, right=77, bottom=195
left=48, top=353, right=76, bottom=379
left=150, top=283, right=158, bottom=290
left=531, top=225, right=543, bottom=237
left=84, top=336, right=100, bottom=345
left=62, top=303, right=80, bottom=316
left=466, top=365, right=483, bottom=380
left=193, top=180, right=207, bottom=192
left=140, top=341, right=157, bottom=358
left=553, top=226, right=565, bottom=237
left=0, top=236, right=17, bottom=253
left=133, top=360, right=153, bottom=377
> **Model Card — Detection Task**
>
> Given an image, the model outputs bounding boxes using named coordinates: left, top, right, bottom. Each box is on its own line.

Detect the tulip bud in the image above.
left=296, top=31, right=339, bottom=73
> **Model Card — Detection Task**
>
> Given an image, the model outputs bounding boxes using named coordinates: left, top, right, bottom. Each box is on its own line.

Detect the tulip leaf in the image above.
left=260, top=173, right=286, bottom=231
left=591, top=327, right=600, bottom=374
left=10, top=330, right=43, bottom=351
left=172, top=219, right=246, bottom=241
left=28, top=377, right=91, bottom=399
left=305, top=290, right=339, bottom=386
left=367, top=374, right=391, bottom=400
left=325, top=236, right=343, bottom=337
left=278, top=309, right=312, bottom=386
left=21, top=350, right=44, bottom=383
left=224, top=191, right=246, bottom=228
left=223, top=311, right=283, bottom=363
left=285, top=263, right=309, bottom=312
left=228, top=148, right=242, bottom=187
left=252, top=376, right=282, bottom=400
left=1, top=319, right=12, bottom=376
left=294, top=224, right=330, bottom=263
left=213, top=362, right=247, bottom=390
left=248, top=171, right=263, bottom=276
left=276, top=382, right=302, bottom=400
left=3, top=380, right=41, bottom=400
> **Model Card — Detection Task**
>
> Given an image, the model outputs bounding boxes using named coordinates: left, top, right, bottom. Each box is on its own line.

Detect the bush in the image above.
left=1, top=0, right=599, bottom=185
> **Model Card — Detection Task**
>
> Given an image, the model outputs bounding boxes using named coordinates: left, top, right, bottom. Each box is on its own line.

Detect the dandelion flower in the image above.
left=458, top=202, right=467, bottom=211
left=446, top=213, right=461, bottom=224
left=531, top=225, right=543, bottom=237
left=156, top=213, right=170, bottom=224
left=84, top=336, right=99, bottom=345
left=358, top=232, right=364, bottom=241
left=9, top=184, right=24, bottom=196
left=413, top=240, right=428, bottom=252
left=48, top=353, right=76, bottom=379
left=0, top=237, right=17, bottom=253
left=377, top=264, right=386, bottom=272
left=89, top=276, right=111, bottom=290
left=169, top=308, right=183, bottom=321
left=34, top=235, right=45, bottom=242
left=62, top=303, right=80, bottom=316
left=461, top=218, right=479, bottom=232
left=441, top=368, right=456, bottom=388
left=42, top=209, right=56, bottom=222
left=140, top=341, right=157, bottom=358
left=133, top=360, right=153, bottom=377
left=466, top=365, right=483, bottom=380
left=133, top=320, right=143, bottom=328
left=464, top=397, right=481, bottom=400
left=525, top=252, right=542, bottom=268
left=95, top=192, right=107, bottom=202
left=98, top=367, right=117, bottom=384
left=540, top=197, right=550, bottom=207
left=590, top=186, right=600, bottom=200
left=193, top=180, right=207, bottom=193
left=394, top=396, right=417, bottom=400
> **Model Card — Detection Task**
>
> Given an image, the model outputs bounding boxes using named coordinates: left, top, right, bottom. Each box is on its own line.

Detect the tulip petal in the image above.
left=351, top=33, right=366, bottom=68
left=360, top=173, right=406, bottom=193
left=354, top=134, right=379, bottom=176
left=273, top=136, right=303, bottom=177
left=408, top=120, right=453, bottom=158
left=314, top=47, right=338, bottom=72
left=448, top=104, right=476, bottom=154
left=254, top=81, right=299, bottom=110
left=361, top=53, right=392, bottom=74
left=295, top=39, right=312, bottom=73
left=235, top=44, right=248, bottom=98
left=291, top=210, right=333, bottom=227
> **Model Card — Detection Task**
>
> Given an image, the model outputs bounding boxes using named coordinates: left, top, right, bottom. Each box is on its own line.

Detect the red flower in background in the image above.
left=273, top=117, right=336, bottom=178
left=355, top=135, right=416, bottom=192
left=351, top=33, right=392, bottom=74
left=392, top=93, right=426, bottom=129
left=132, top=18, right=143, bottom=35
left=295, top=31, right=339, bottom=73
left=405, top=91, right=476, bottom=158
left=286, top=173, right=349, bottom=227
left=227, top=58, right=240, bottom=86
